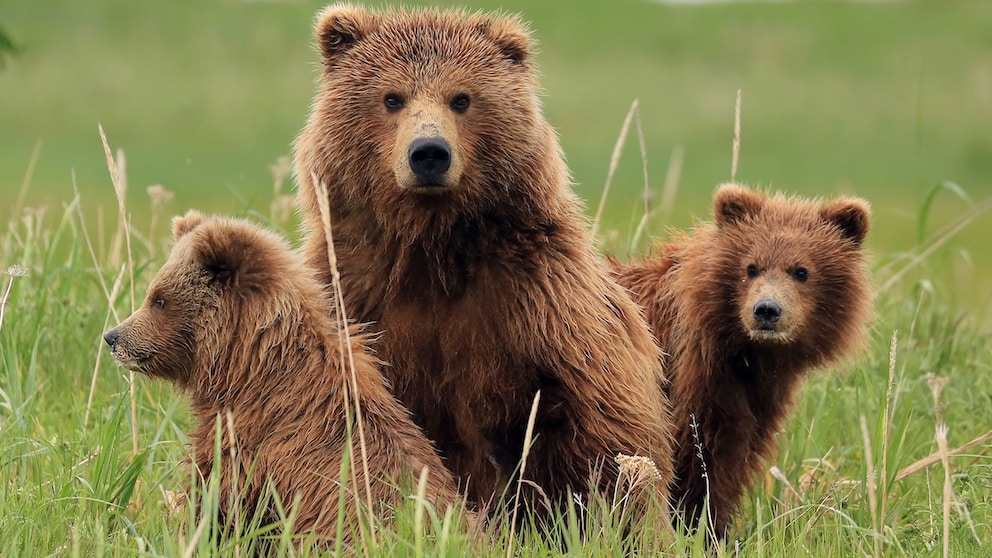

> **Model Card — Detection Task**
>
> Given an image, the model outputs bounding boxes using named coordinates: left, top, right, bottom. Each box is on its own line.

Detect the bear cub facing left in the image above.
left=104, top=211, right=464, bottom=548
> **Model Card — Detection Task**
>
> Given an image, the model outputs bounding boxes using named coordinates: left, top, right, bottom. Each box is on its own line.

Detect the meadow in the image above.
left=1, top=0, right=991, bottom=556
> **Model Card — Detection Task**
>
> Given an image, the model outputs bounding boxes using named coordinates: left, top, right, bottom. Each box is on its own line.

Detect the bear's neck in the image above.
left=725, top=343, right=813, bottom=424
left=187, top=305, right=350, bottom=446
left=317, top=186, right=586, bottom=321
left=408, top=209, right=570, bottom=287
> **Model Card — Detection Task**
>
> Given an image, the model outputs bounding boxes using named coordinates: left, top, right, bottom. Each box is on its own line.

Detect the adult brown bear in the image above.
left=294, top=5, right=673, bottom=520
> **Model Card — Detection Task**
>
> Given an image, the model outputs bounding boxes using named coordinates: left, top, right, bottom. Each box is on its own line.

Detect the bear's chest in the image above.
left=380, top=266, right=536, bottom=389
left=380, top=264, right=550, bottom=412
left=375, top=271, right=556, bottom=493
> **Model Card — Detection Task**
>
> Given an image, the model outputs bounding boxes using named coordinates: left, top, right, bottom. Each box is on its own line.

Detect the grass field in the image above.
left=1, top=0, right=991, bottom=556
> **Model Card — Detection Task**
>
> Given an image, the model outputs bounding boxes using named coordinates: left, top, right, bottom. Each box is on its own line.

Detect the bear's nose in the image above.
left=408, top=137, right=451, bottom=183
left=104, top=328, right=120, bottom=349
left=753, top=298, right=782, bottom=325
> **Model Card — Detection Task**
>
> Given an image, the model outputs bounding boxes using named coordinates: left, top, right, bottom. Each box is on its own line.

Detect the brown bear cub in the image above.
left=612, top=183, right=872, bottom=537
left=104, top=211, right=463, bottom=548
left=295, top=5, right=674, bottom=521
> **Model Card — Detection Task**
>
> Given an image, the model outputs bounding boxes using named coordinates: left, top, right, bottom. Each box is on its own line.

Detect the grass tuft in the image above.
left=98, top=125, right=140, bottom=458
left=2, top=99, right=991, bottom=555
left=592, top=98, right=640, bottom=241
left=312, top=173, right=377, bottom=553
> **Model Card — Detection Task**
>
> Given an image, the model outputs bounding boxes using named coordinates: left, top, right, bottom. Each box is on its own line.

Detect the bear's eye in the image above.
left=383, top=93, right=404, bottom=111
left=450, top=93, right=470, bottom=113
left=153, top=298, right=166, bottom=309
left=746, top=264, right=759, bottom=278
left=794, top=267, right=809, bottom=282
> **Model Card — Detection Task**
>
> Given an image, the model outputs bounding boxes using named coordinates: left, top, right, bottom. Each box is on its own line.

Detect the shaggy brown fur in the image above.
left=104, top=211, right=463, bottom=549
left=294, top=5, right=673, bottom=519
left=612, top=183, right=872, bottom=537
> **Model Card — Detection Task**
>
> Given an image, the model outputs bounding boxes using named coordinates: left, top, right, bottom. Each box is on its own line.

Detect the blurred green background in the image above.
left=2, top=0, right=990, bottom=322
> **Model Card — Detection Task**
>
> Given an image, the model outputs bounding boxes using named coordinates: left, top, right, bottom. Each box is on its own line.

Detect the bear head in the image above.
left=296, top=4, right=565, bottom=237
left=711, top=183, right=871, bottom=350
left=104, top=211, right=298, bottom=389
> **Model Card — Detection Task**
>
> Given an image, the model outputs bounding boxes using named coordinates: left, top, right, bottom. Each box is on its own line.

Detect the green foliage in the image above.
left=2, top=161, right=990, bottom=555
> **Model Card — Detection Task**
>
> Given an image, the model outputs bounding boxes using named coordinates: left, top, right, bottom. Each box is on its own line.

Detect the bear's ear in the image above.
left=172, top=210, right=205, bottom=240
left=192, top=223, right=275, bottom=291
left=315, top=4, right=379, bottom=62
left=714, top=183, right=764, bottom=227
left=821, top=198, right=871, bottom=246
left=477, top=16, right=533, bottom=65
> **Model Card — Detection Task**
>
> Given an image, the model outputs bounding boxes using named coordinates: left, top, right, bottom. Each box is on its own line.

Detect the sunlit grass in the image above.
left=1, top=130, right=990, bottom=554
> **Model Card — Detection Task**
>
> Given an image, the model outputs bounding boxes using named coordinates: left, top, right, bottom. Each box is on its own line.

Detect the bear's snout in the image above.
left=752, top=298, right=782, bottom=328
left=408, top=137, right=452, bottom=185
left=103, top=327, right=120, bottom=349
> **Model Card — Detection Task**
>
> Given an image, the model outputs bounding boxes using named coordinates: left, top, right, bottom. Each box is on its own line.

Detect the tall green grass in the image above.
left=1, top=118, right=990, bottom=555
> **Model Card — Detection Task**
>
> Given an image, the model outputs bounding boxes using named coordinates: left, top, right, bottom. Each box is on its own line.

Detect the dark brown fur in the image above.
left=612, top=183, right=872, bottom=536
left=294, top=5, right=673, bottom=519
left=105, top=211, right=463, bottom=548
